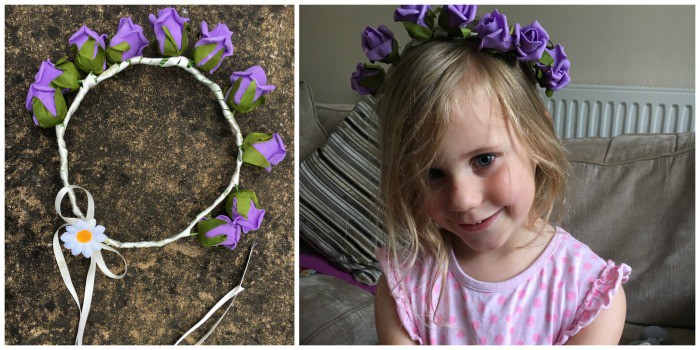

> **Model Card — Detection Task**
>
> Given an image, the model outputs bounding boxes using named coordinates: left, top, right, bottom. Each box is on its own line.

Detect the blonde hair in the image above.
left=377, top=39, right=570, bottom=316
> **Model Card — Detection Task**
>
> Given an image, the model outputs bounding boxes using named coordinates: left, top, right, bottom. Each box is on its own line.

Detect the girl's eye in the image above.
left=472, top=154, right=496, bottom=168
left=427, top=168, right=444, bottom=181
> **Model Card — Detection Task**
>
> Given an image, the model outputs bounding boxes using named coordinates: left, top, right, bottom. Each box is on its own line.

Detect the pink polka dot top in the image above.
left=376, top=227, right=631, bottom=345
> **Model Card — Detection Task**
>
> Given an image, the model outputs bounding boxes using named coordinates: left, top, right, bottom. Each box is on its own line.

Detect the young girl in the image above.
left=368, top=7, right=631, bottom=345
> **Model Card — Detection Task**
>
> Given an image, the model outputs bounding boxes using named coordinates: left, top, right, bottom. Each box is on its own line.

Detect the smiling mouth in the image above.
left=459, top=209, right=502, bottom=232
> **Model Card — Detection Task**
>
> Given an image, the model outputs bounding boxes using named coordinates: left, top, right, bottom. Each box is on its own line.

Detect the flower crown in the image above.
left=25, top=7, right=286, bottom=345
left=351, top=5, right=571, bottom=98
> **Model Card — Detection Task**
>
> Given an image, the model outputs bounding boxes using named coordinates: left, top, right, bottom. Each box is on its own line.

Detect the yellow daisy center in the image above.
left=76, top=229, right=93, bottom=243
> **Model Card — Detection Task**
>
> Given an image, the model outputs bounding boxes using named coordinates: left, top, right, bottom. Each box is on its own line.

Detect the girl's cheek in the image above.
left=491, top=165, right=517, bottom=204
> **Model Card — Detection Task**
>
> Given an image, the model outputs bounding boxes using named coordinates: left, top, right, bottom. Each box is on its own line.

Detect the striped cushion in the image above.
left=300, top=96, right=385, bottom=286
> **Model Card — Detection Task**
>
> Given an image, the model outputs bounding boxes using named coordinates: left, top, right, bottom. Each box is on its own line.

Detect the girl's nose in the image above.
left=448, top=177, right=483, bottom=213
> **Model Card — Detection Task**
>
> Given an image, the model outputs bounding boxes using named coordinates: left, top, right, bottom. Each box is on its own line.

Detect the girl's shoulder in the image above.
left=548, top=227, right=632, bottom=343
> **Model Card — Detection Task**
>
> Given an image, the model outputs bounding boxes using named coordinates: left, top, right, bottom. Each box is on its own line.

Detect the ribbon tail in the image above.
left=175, top=285, right=244, bottom=345
left=53, top=228, right=81, bottom=312
left=195, top=292, right=239, bottom=345
left=75, top=256, right=97, bottom=345
left=176, top=243, right=257, bottom=345
left=94, top=245, right=128, bottom=279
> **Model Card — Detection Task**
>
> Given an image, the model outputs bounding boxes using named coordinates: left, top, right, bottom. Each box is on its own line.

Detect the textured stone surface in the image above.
left=5, top=5, right=294, bottom=345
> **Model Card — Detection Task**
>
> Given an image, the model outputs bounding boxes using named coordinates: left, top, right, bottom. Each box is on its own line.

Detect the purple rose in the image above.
left=443, top=5, right=477, bottom=28
left=514, top=21, right=549, bottom=62
left=148, top=7, right=190, bottom=56
left=537, top=44, right=571, bottom=91
left=361, top=25, right=397, bottom=63
left=229, top=197, right=265, bottom=233
left=241, top=132, right=286, bottom=172
left=68, top=26, right=108, bottom=74
left=394, top=5, right=432, bottom=28
left=350, top=62, right=384, bottom=96
left=252, top=133, right=286, bottom=172
left=204, top=214, right=243, bottom=250
left=475, top=9, right=515, bottom=52
left=106, top=17, right=149, bottom=63
left=225, top=66, right=276, bottom=113
left=26, top=60, right=65, bottom=127
left=193, top=21, right=234, bottom=73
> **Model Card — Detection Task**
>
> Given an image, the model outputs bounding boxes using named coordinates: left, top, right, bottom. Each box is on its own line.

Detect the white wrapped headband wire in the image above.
left=57, top=56, right=243, bottom=248
left=53, top=56, right=251, bottom=345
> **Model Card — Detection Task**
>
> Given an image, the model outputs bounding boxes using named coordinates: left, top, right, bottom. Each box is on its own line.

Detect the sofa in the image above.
left=298, top=81, right=695, bottom=345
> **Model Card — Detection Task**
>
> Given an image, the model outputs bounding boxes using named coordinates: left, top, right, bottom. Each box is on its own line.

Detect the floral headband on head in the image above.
left=26, top=7, right=286, bottom=345
left=351, top=5, right=571, bottom=98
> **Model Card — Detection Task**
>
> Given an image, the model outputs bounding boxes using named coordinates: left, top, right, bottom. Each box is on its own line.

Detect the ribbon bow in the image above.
left=52, top=185, right=127, bottom=345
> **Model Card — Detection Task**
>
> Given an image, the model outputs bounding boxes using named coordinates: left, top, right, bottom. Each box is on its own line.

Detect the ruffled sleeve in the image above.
left=560, top=260, right=631, bottom=342
left=375, top=247, right=424, bottom=345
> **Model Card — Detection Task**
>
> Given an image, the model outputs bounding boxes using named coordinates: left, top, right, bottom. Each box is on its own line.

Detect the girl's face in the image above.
left=425, top=88, right=537, bottom=254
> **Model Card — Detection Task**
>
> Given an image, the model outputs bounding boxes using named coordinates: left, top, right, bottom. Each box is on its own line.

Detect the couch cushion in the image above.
left=300, top=273, right=377, bottom=345
left=557, top=133, right=694, bottom=330
left=299, top=81, right=354, bottom=161
left=299, top=96, right=385, bottom=286
left=620, top=323, right=694, bottom=345
left=299, top=81, right=327, bottom=161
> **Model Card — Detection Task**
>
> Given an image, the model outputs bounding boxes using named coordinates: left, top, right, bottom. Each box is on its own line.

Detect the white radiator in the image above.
left=544, top=84, right=695, bottom=139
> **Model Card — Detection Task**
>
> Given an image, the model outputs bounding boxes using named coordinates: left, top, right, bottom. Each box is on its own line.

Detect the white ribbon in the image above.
left=52, top=185, right=127, bottom=345
left=175, top=243, right=257, bottom=345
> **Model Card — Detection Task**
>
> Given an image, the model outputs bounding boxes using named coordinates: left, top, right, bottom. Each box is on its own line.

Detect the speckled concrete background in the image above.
left=5, top=5, right=294, bottom=345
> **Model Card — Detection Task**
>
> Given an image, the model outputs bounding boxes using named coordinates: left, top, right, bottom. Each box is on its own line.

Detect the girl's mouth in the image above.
left=459, top=209, right=501, bottom=233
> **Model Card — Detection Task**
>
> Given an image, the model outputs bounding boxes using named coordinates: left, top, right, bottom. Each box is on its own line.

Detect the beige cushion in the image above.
left=299, top=81, right=353, bottom=161
left=300, top=273, right=377, bottom=345
left=557, top=133, right=695, bottom=330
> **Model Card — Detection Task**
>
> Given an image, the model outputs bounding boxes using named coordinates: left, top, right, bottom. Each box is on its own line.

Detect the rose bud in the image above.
left=26, top=60, right=68, bottom=128
left=106, top=17, right=149, bottom=63
left=475, top=9, right=515, bottom=53
left=225, top=66, right=276, bottom=113
left=514, top=21, right=549, bottom=62
left=537, top=44, right=571, bottom=96
left=196, top=215, right=242, bottom=249
left=68, top=25, right=108, bottom=74
left=393, top=5, right=434, bottom=39
left=350, top=62, right=385, bottom=96
left=361, top=25, right=398, bottom=64
left=241, top=132, right=286, bottom=172
left=193, top=21, right=234, bottom=74
left=148, top=7, right=190, bottom=57
left=438, top=5, right=478, bottom=38
left=52, top=58, right=80, bottom=93
left=225, top=189, right=265, bottom=233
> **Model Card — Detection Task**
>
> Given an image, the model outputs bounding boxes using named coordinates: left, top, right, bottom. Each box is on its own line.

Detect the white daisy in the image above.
left=60, top=219, right=108, bottom=258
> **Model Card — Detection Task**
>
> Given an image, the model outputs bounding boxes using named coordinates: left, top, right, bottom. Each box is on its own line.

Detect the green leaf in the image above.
left=196, top=218, right=229, bottom=247
left=239, top=79, right=257, bottom=110
left=242, top=144, right=272, bottom=169
left=225, top=189, right=260, bottom=219
left=31, top=88, right=67, bottom=128
left=52, top=60, right=80, bottom=92
left=437, top=7, right=449, bottom=32
left=193, top=43, right=223, bottom=72
left=539, top=50, right=555, bottom=67
left=198, top=232, right=227, bottom=247
left=74, top=38, right=105, bottom=74
left=106, top=41, right=131, bottom=64
left=243, top=132, right=274, bottom=145
left=545, top=89, right=554, bottom=98
left=425, top=7, right=437, bottom=30
left=162, top=26, right=181, bottom=57
left=403, top=21, right=433, bottom=40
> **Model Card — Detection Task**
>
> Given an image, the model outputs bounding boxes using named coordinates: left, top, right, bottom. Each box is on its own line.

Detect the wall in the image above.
left=300, top=5, right=695, bottom=104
